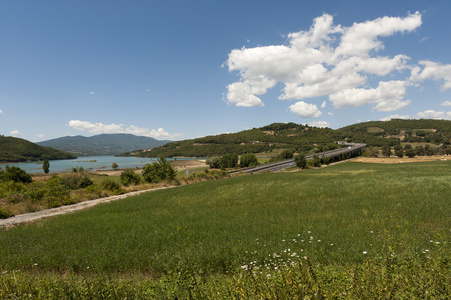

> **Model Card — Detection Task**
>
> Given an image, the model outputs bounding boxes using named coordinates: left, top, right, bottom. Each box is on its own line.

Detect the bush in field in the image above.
left=44, top=175, right=70, bottom=208
left=0, top=166, right=32, bottom=183
left=78, top=176, right=94, bottom=189
left=99, top=179, right=124, bottom=195
left=120, top=170, right=141, bottom=186
left=220, top=153, right=238, bottom=168
left=0, top=207, right=14, bottom=219
left=206, top=157, right=221, bottom=169
left=294, top=153, right=307, bottom=169
left=142, top=157, right=177, bottom=183
left=239, top=153, right=259, bottom=168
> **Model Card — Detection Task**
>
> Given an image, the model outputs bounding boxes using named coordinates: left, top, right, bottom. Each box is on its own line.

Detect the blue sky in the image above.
left=1, top=0, right=451, bottom=142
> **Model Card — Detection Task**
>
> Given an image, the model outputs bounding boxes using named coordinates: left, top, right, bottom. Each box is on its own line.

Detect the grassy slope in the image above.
left=0, top=161, right=449, bottom=298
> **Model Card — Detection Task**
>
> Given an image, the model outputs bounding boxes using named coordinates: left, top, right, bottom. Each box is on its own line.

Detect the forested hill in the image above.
left=0, top=136, right=77, bottom=163
left=126, top=119, right=451, bottom=158
left=37, top=134, right=171, bottom=156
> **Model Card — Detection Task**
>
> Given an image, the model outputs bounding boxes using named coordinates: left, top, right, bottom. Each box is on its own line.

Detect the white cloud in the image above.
left=328, top=112, right=334, bottom=116
left=415, top=110, right=450, bottom=120
left=10, top=130, right=19, bottom=136
left=225, top=12, right=424, bottom=113
left=329, top=80, right=411, bottom=111
left=308, top=121, right=330, bottom=128
left=289, top=101, right=322, bottom=118
left=410, top=61, right=451, bottom=91
left=89, top=91, right=95, bottom=94
left=36, top=134, right=44, bottom=138
left=67, top=120, right=180, bottom=139
left=321, top=101, right=326, bottom=108
left=440, top=101, right=451, bottom=107
left=0, top=109, right=3, bottom=114
left=380, top=114, right=410, bottom=121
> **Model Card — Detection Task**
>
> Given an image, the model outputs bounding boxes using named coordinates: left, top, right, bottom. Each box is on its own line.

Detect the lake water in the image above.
left=1, top=156, right=193, bottom=174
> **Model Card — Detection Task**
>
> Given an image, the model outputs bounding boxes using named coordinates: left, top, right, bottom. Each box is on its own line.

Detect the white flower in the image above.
left=363, top=251, right=367, bottom=254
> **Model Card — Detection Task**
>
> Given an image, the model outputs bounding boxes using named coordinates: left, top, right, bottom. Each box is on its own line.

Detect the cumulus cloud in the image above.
left=289, top=101, right=322, bottom=118
left=10, top=130, right=19, bottom=136
left=321, top=101, right=326, bottom=108
left=410, top=61, right=451, bottom=91
left=308, top=121, right=330, bottom=128
left=225, top=12, right=424, bottom=116
left=380, top=114, right=410, bottom=121
left=0, top=109, right=3, bottom=114
left=441, top=101, right=451, bottom=106
left=67, top=120, right=180, bottom=139
left=329, top=80, right=411, bottom=111
left=415, top=110, right=450, bottom=120
left=36, top=134, right=44, bottom=138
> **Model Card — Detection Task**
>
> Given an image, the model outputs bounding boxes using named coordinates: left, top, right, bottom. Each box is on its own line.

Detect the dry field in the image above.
left=356, top=154, right=450, bottom=164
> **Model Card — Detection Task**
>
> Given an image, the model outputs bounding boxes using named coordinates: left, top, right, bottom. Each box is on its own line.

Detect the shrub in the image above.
left=0, top=207, right=14, bottom=219
left=78, top=176, right=94, bottom=189
left=143, top=157, right=177, bottom=183
left=120, top=170, right=141, bottom=186
left=0, top=166, right=32, bottom=183
left=100, top=179, right=124, bottom=194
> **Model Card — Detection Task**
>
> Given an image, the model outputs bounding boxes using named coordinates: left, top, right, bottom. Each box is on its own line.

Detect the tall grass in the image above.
left=0, top=161, right=449, bottom=298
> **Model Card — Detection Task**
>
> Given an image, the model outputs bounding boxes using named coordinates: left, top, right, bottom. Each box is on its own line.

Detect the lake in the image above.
left=1, top=156, right=194, bottom=174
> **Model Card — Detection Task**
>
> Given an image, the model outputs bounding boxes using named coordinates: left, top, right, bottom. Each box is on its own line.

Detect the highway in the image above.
left=229, top=143, right=366, bottom=174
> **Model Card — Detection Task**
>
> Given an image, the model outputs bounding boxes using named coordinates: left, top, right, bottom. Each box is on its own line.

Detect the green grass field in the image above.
left=0, top=161, right=449, bottom=298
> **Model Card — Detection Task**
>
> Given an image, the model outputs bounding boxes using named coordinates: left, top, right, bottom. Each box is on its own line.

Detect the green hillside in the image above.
left=37, top=133, right=171, bottom=156
left=129, top=119, right=451, bottom=157
left=0, top=136, right=77, bottom=162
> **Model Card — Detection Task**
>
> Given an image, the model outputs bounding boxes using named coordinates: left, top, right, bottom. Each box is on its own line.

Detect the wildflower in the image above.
left=363, top=251, right=367, bottom=254
left=241, top=265, right=248, bottom=270
left=435, top=242, right=440, bottom=244
left=317, top=240, right=321, bottom=242
left=370, top=231, right=374, bottom=234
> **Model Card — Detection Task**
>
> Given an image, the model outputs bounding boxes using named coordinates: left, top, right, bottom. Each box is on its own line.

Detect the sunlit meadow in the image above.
left=0, top=161, right=449, bottom=298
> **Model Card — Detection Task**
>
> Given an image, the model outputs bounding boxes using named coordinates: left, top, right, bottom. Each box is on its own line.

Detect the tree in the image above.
left=280, top=149, right=295, bottom=159
left=206, top=157, right=221, bottom=169
left=111, top=162, right=119, bottom=170
left=42, top=159, right=50, bottom=174
left=415, top=145, right=425, bottom=156
left=405, top=148, right=416, bottom=158
left=394, top=145, right=404, bottom=158
left=381, top=145, right=391, bottom=157
left=142, top=157, right=177, bottom=183
left=294, top=153, right=307, bottom=169
left=220, top=153, right=238, bottom=168
left=239, top=153, right=259, bottom=168
left=312, top=154, right=321, bottom=167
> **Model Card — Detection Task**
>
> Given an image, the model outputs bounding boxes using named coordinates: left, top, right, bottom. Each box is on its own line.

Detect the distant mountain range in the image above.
left=37, top=134, right=171, bottom=156
left=0, top=136, right=77, bottom=163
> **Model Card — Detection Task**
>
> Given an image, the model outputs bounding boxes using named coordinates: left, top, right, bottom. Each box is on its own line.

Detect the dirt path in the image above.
left=0, top=186, right=175, bottom=228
